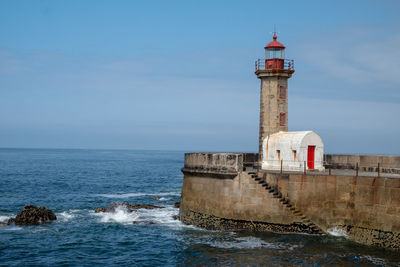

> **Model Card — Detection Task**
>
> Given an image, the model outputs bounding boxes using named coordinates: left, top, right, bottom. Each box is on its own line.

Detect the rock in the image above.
left=0, top=222, right=8, bottom=226
left=172, top=215, right=179, bottom=220
left=94, top=207, right=107, bottom=213
left=95, top=203, right=164, bottom=213
left=174, top=202, right=180, bottom=208
left=10, top=205, right=57, bottom=226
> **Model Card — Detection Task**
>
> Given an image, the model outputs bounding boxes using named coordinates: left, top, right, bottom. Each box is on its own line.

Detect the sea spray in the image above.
left=327, top=226, right=348, bottom=237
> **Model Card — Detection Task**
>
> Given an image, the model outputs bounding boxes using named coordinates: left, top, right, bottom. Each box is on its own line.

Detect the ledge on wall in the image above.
left=181, top=167, right=237, bottom=179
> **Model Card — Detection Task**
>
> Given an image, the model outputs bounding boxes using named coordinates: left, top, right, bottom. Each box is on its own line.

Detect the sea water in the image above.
left=0, top=149, right=399, bottom=266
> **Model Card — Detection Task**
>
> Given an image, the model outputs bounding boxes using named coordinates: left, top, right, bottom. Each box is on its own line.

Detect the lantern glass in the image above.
left=265, top=48, right=285, bottom=59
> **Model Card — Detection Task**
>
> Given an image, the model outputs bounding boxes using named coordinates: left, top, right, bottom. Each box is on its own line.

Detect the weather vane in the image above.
left=270, top=24, right=280, bottom=37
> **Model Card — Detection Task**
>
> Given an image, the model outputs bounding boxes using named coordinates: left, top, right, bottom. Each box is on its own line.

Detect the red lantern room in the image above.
left=254, top=34, right=294, bottom=73
left=264, top=34, right=285, bottom=69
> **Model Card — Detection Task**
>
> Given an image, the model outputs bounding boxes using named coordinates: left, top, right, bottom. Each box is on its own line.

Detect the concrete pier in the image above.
left=179, top=152, right=400, bottom=250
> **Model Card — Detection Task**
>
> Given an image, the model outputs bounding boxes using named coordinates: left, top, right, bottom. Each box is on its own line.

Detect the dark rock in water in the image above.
left=94, top=207, right=107, bottom=213
left=174, top=202, right=180, bottom=208
left=95, top=203, right=164, bottom=213
left=0, top=221, right=8, bottom=226
left=10, top=205, right=57, bottom=225
left=172, top=215, right=179, bottom=220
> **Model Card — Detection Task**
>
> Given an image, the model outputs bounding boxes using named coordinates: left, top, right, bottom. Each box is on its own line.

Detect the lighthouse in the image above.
left=255, top=34, right=294, bottom=162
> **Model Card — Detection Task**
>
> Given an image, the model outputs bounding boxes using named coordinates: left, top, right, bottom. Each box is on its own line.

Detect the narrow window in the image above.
left=292, top=150, right=297, bottom=161
left=279, top=113, right=286, bottom=126
left=276, top=150, right=280, bottom=161
left=279, top=86, right=286, bottom=98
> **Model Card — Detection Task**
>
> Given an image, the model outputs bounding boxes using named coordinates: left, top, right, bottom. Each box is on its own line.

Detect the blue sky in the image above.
left=0, top=0, right=399, bottom=154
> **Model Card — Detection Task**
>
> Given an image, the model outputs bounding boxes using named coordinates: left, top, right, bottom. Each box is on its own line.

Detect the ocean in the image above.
left=0, top=148, right=399, bottom=266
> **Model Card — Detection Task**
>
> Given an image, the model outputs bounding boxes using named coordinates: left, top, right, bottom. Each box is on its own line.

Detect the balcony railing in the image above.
left=255, top=59, right=294, bottom=71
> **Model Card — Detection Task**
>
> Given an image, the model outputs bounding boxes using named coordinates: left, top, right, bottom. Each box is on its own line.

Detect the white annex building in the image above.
left=261, top=131, right=324, bottom=171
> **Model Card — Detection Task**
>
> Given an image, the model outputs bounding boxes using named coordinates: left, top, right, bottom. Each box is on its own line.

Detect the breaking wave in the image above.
left=0, top=215, right=10, bottom=223
left=94, top=205, right=182, bottom=227
left=57, top=209, right=82, bottom=222
left=327, top=227, right=348, bottom=237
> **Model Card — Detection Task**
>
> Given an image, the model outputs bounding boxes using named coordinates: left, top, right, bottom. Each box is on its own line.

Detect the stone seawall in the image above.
left=264, top=172, right=400, bottom=249
left=324, top=154, right=400, bottom=174
left=180, top=168, right=319, bottom=234
left=179, top=152, right=400, bottom=250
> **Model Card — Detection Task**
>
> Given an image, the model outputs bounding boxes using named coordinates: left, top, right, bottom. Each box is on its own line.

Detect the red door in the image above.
left=307, top=146, right=315, bottom=169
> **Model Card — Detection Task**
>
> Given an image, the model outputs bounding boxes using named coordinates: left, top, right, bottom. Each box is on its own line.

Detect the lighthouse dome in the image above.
left=264, top=35, right=285, bottom=49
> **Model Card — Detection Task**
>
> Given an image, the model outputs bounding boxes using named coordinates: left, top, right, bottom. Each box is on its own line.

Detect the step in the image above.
left=254, top=177, right=261, bottom=181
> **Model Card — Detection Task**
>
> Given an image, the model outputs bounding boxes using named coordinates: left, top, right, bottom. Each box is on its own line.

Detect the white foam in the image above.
left=57, top=211, right=76, bottom=222
left=3, top=226, right=22, bottom=231
left=207, top=236, right=302, bottom=250
left=95, top=206, right=140, bottom=224
left=135, top=206, right=178, bottom=225
left=327, top=226, right=348, bottom=237
left=95, top=192, right=180, bottom=199
left=93, top=204, right=187, bottom=228
left=0, top=215, right=10, bottom=222
left=158, top=197, right=170, bottom=201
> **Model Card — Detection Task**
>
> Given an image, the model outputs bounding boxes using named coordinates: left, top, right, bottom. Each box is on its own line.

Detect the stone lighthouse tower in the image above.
left=255, top=34, right=294, bottom=162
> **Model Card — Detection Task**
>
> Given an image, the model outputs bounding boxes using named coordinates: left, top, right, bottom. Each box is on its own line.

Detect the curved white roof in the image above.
left=266, top=131, right=323, bottom=150
left=262, top=131, right=324, bottom=171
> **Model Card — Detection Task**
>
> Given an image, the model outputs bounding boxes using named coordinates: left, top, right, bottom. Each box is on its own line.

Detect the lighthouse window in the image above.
left=279, top=86, right=286, bottom=98
left=279, top=113, right=286, bottom=126
left=266, top=49, right=284, bottom=59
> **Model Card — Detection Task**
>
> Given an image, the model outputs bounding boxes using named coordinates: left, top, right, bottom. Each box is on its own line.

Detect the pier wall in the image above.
left=324, top=154, right=400, bottom=174
left=180, top=153, right=400, bottom=250
left=265, top=172, right=400, bottom=249
left=180, top=153, right=313, bottom=233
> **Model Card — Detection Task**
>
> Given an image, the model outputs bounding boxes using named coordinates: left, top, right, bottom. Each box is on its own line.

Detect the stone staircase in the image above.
left=248, top=172, right=325, bottom=235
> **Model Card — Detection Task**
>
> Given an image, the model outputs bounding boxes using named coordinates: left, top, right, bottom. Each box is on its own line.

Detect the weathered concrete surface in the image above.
left=325, top=154, right=400, bottom=174
left=179, top=171, right=318, bottom=234
left=263, top=172, right=400, bottom=249
left=180, top=152, right=400, bottom=250
left=183, top=152, right=243, bottom=173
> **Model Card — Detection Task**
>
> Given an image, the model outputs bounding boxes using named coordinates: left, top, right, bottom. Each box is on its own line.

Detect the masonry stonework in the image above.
left=179, top=152, right=400, bottom=250
left=256, top=70, right=293, bottom=162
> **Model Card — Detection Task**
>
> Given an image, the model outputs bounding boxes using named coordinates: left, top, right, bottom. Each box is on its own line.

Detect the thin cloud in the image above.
left=297, top=30, right=400, bottom=86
